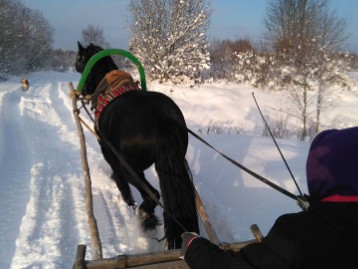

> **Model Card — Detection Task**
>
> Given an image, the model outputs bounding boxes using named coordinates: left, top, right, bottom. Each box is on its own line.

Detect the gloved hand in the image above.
left=180, top=232, right=199, bottom=260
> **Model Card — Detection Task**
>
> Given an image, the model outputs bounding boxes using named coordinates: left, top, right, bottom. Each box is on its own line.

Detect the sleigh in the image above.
left=72, top=223, right=262, bottom=269
left=70, top=49, right=264, bottom=269
left=72, top=190, right=263, bottom=269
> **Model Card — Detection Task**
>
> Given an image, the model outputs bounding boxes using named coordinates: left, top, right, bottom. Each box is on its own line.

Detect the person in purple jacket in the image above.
left=181, top=127, right=358, bottom=269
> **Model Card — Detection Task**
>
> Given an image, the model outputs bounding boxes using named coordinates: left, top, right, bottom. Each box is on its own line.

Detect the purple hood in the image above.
left=306, top=127, right=358, bottom=199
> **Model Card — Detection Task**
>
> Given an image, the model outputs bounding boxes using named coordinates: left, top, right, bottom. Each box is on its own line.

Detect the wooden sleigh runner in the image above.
left=70, top=49, right=264, bottom=269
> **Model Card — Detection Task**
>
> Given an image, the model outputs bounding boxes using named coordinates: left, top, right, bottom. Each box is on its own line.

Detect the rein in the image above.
left=187, top=129, right=304, bottom=204
left=79, top=94, right=306, bottom=209
left=75, top=90, right=308, bottom=243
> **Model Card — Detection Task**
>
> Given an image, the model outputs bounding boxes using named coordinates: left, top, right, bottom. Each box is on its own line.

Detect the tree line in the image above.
left=1, top=0, right=356, bottom=84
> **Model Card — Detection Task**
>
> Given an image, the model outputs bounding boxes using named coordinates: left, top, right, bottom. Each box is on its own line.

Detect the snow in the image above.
left=0, top=71, right=357, bottom=268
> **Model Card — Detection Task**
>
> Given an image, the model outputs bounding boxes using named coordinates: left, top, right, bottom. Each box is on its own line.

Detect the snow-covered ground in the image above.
left=0, top=71, right=357, bottom=268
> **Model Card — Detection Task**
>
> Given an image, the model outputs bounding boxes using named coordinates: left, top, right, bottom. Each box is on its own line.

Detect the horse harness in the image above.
left=89, top=70, right=140, bottom=126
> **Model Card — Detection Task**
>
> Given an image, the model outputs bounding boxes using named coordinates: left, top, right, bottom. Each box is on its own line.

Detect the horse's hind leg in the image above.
left=129, top=171, right=161, bottom=230
left=99, top=143, right=137, bottom=208
left=112, top=171, right=136, bottom=208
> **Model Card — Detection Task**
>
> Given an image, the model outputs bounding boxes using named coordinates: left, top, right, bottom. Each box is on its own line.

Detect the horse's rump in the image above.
left=98, top=90, right=187, bottom=168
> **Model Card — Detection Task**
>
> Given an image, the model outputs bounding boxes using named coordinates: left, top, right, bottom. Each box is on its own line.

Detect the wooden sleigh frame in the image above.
left=73, top=238, right=260, bottom=269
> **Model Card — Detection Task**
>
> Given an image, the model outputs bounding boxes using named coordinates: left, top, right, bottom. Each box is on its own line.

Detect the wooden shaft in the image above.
left=69, top=82, right=103, bottom=260
left=194, top=189, right=220, bottom=245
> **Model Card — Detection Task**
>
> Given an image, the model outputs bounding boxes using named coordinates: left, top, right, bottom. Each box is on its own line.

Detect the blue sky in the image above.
left=25, top=0, right=358, bottom=53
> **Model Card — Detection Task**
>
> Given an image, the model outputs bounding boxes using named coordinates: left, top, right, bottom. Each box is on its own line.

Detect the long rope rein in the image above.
left=187, top=128, right=299, bottom=201
left=188, top=128, right=309, bottom=210
left=76, top=91, right=308, bottom=224
left=252, top=92, right=304, bottom=197
left=77, top=95, right=299, bottom=202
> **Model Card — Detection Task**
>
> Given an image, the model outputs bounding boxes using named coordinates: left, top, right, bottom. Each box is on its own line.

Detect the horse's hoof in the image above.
left=138, top=209, right=161, bottom=230
left=131, top=203, right=138, bottom=211
left=124, top=204, right=137, bottom=215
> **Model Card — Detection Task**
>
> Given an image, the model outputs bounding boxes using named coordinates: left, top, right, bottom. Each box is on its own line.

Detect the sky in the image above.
left=24, top=0, right=358, bottom=53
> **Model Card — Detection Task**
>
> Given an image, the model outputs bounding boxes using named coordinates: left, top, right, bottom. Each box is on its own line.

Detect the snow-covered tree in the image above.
left=208, top=38, right=277, bottom=88
left=209, top=38, right=254, bottom=81
left=230, top=50, right=278, bottom=88
left=129, top=0, right=210, bottom=84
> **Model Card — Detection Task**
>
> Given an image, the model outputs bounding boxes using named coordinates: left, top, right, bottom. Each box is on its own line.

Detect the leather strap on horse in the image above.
left=90, top=70, right=138, bottom=110
left=187, top=128, right=301, bottom=202
left=89, top=70, right=140, bottom=126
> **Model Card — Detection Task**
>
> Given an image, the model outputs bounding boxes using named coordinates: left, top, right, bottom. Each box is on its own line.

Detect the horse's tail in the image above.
left=155, top=119, right=199, bottom=250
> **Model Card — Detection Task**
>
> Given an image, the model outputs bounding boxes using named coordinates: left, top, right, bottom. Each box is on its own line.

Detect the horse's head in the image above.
left=75, top=42, right=117, bottom=96
left=75, top=42, right=103, bottom=73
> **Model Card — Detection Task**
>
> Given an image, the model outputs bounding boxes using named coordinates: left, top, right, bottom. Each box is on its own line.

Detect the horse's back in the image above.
left=99, top=90, right=186, bottom=129
left=127, top=91, right=185, bottom=122
left=98, top=90, right=188, bottom=169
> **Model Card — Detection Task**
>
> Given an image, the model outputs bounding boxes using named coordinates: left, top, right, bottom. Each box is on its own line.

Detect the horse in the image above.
left=75, top=42, right=199, bottom=249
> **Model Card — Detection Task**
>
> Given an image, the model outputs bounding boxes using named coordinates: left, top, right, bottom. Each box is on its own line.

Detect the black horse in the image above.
left=75, top=42, right=199, bottom=249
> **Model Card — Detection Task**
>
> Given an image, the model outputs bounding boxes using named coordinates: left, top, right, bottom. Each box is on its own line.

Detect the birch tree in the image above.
left=264, top=0, right=348, bottom=140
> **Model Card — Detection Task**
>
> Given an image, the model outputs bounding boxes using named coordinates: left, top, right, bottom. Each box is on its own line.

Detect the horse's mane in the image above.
left=87, top=43, right=117, bottom=69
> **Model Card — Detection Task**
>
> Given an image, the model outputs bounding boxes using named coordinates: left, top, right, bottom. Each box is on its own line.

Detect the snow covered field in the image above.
left=0, top=71, right=357, bottom=268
